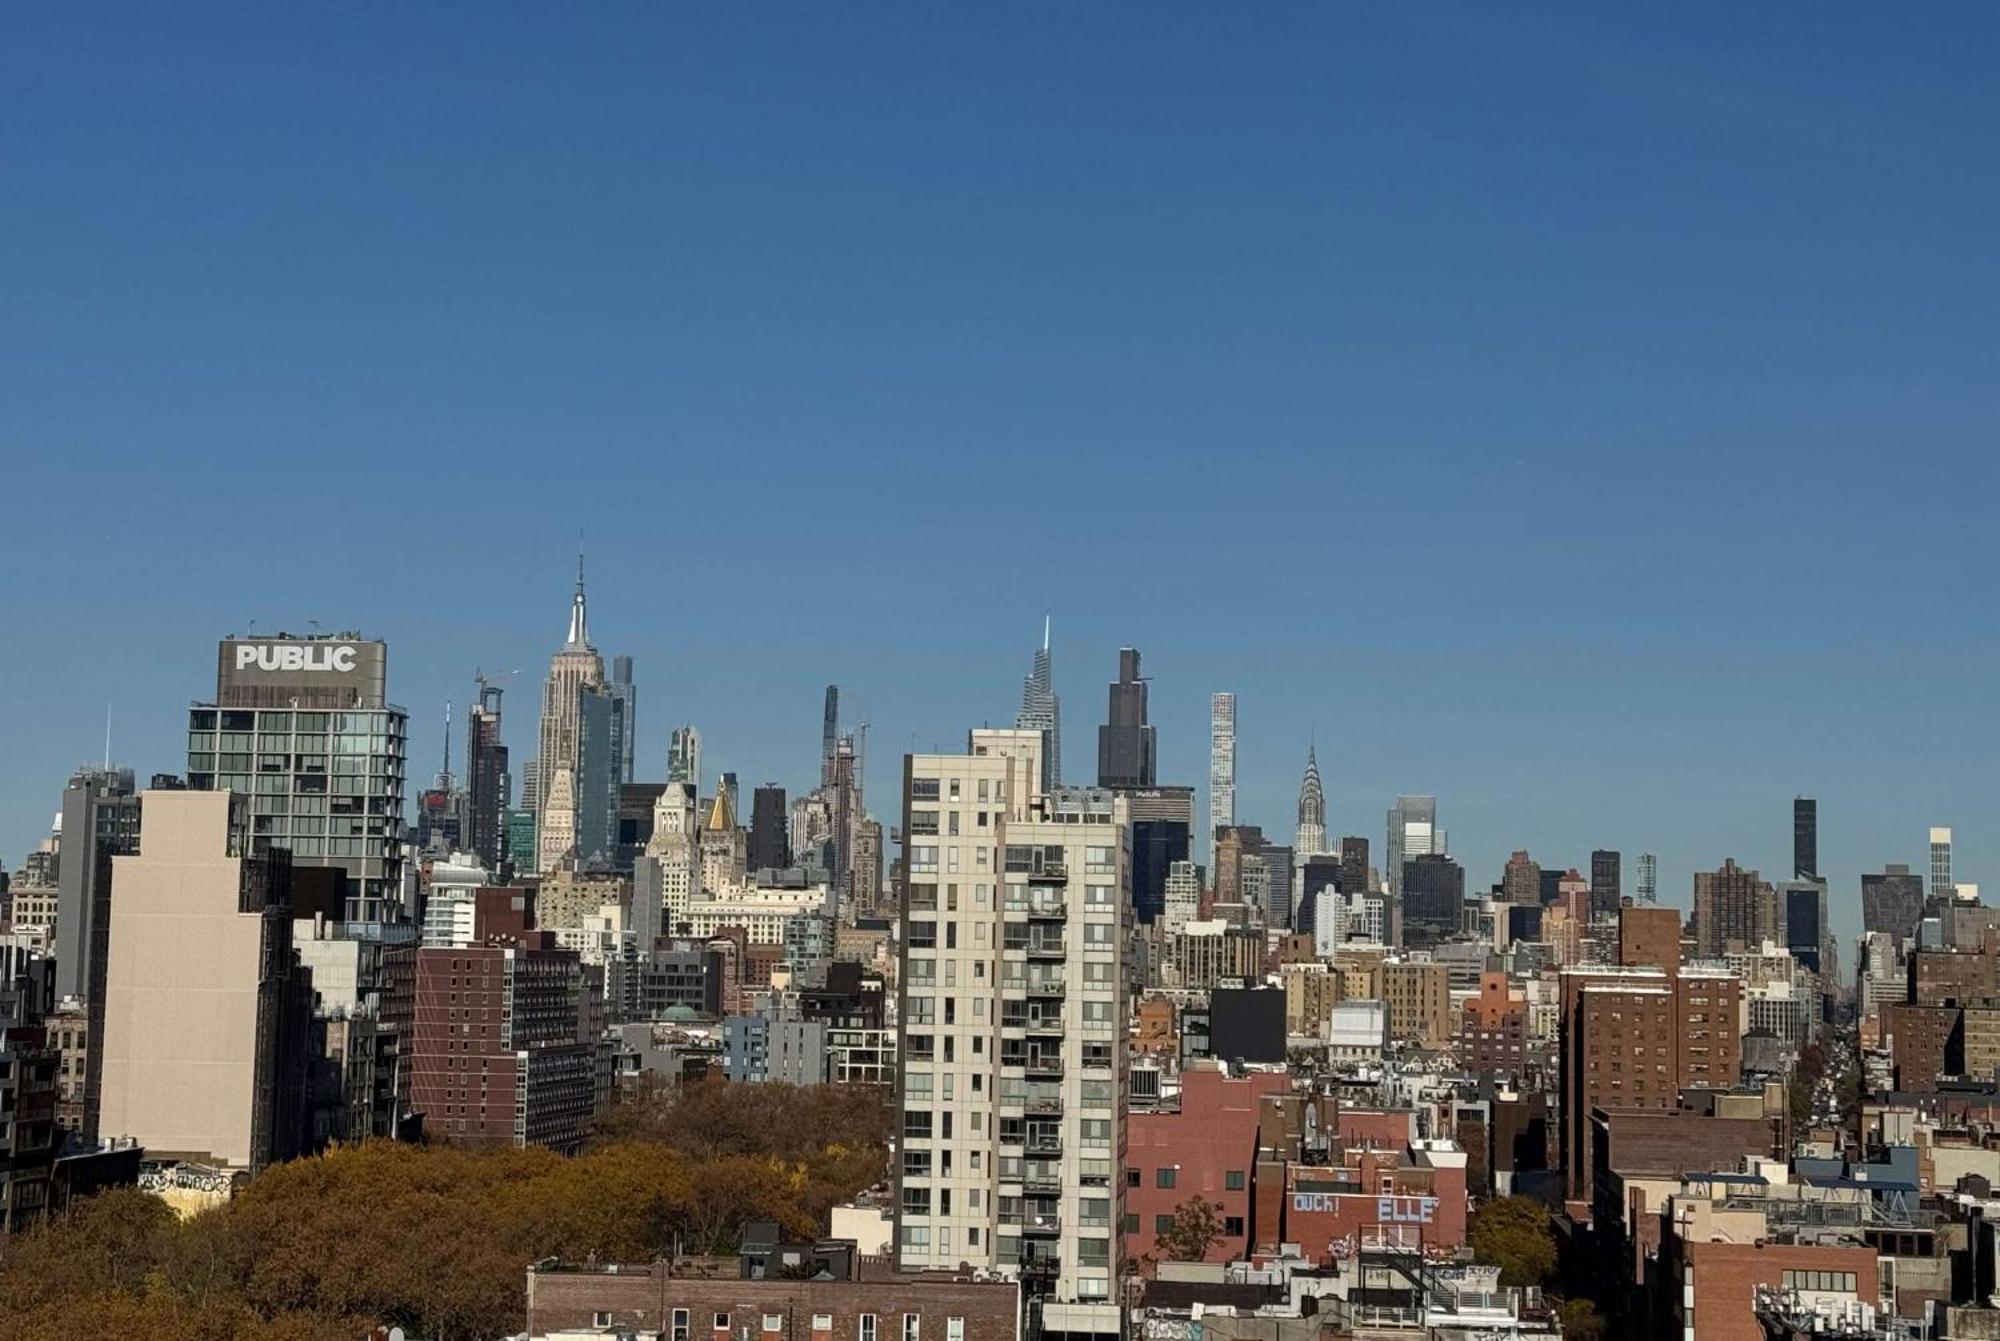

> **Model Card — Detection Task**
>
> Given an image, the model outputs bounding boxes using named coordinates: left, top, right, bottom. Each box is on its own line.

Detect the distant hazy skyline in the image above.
left=3, top=4, right=1995, bottom=944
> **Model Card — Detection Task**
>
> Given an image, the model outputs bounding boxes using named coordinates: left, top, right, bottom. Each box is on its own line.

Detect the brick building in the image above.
left=1886, top=1002, right=1962, bottom=1091
left=1382, top=960, right=1450, bottom=1051
left=411, top=935, right=603, bottom=1152
left=525, top=1256, right=1021, bottom=1341
left=1124, top=1064, right=1291, bottom=1265
left=1558, top=958, right=1744, bottom=1200
left=1457, top=971, right=1537, bottom=1076
left=1662, top=1232, right=1878, bottom=1341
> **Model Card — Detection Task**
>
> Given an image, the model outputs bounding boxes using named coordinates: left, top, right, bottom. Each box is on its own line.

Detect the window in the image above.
left=947, top=1320, right=964, bottom=1341
left=1125, top=1168, right=1140, bottom=1187
left=764, top=1316, right=784, bottom=1333
left=1225, top=1216, right=1245, bottom=1236
left=1155, top=1214, right=1174, bottom=1234
left=1226, top=1170, right=1246, bottom=1191
left=1156, top=1167, right=1177, bottom=1189
left=715, top=1314, right=731, bottom=1332
left=903, top=1315, right=920, bottom=1341
left=814, top=1317, right=834, bottom=1332
left=674, top=1309, right=691, bottom=1341
left=596, top=1314, right=613, bottom=1329
left=860, top=1316, right=878, bottom=1341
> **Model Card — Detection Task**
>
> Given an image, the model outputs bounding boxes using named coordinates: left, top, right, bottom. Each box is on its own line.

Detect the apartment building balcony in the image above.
left=1026, top=863, right=1068, bottom=885
left=1022, top=1212, right=1062, bottom=1237
left=1025, top=940, right=1067, bottom=961
left=1025, top=1055, right=1063, bottom=1080
left=1023, top=978, right=1065, bottom=998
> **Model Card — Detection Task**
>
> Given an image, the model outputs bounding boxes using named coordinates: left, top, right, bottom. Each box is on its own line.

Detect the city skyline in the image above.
left=0, top=601, right=1982, bottom=946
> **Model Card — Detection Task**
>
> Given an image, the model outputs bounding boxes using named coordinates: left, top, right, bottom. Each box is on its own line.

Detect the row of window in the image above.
left=193, top=710, right=398, bottom=732
left=910, top=776, right=1001, bottom=805
left=1781, top=1270, right=1858, bottom=1293
left=1132, top=1167, right=1245, bottom=1191
left=662, top=1312, right=962, bottom=1341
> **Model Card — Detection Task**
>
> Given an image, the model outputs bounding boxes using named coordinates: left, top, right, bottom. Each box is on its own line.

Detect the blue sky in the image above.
left=3, top=4, right=1995, bottom=940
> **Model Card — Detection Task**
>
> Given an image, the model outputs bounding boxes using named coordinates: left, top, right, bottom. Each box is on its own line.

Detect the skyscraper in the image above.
left=749, top=784, right=790, bottom=873
left=1589, top=849, right=1621, bottom=919
left=188, top=633, right=405, bottom=922
left=1124, top=788, right=1194, bottom=926
left=636, top=782, right=701, bottom=942
left=1793, top=797, right=1818, bottom=881
left=52, top=765, right=144, bottom=1146
left=1208, top=692, right=1236, bottom=851
left=1862, top=864, right=1925, bottom=944
left=1635, top=853, right=1658, bottom=904
left=1385, top=796, right=1442, bottom=899
left=893, top=730, right=1126, bottom=1331
left=1501, top=850, right=1541, bottom=905
left=1096, top=647, right=1156, bottom=790
left=821, top=685, right=840, bottom=786
left=1015, top=618, right=1062, bottom=793
left=608, top=655, right=637, bottom=787
left=1295, top=745, right=1327, bottom=857
left=666, top=726, right=701, bottom=787
left=535, top=560, right=611, bottom=873
left=1402, top=853, right=1466, bottom=948
left=1691, top=858, right=1777, bottom=957
left=465, top=677, right=510, bottom=869
left=1931, top=826, right=1956, bottom=902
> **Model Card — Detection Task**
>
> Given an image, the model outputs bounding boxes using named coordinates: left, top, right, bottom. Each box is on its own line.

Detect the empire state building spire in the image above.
left=1296, top=743, right=1328, bottom=856
left=566, top=548, right=590, bottom=649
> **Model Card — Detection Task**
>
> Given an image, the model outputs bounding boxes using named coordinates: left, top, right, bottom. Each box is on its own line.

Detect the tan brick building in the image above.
left=1383, top=960, right=1451, bottom=1051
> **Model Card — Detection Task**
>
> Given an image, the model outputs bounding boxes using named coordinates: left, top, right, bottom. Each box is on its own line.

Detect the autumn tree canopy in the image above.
left=0, top=1079, right=891, bottom=1341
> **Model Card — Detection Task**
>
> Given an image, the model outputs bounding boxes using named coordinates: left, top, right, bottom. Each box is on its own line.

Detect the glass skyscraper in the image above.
left=187, top=635, right=407, bottom=923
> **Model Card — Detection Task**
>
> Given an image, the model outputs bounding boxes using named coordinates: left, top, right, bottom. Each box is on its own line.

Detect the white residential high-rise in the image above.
left=1296, top=744, right=1327, bottom=856
left=1208, top=692, right=1236, bottom=854
left=1932, top=826, right=1957, bottom=902
left=893, top=728, right=1126, bottom=1339
left=1635, top=853, right=1659, bottom=904
left=1015, top=617, right=1062, bottom=793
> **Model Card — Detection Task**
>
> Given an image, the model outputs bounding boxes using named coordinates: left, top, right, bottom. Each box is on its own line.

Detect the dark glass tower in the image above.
left=1589, top=849, right=1621, bottom=919
left=749, top=784, right=791, bottom=873
left=1095, top=647, right=1157, bottom=789
left=1793, top=796, right=1818, bottom=881
left=1130, top=818, right=1190, bottom=924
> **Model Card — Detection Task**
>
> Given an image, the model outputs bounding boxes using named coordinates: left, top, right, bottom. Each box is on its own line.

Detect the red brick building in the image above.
left=1457, top=972, right=1535, bottom=1075
left=411, top=935, right=603, bottom=1152
left=526, top=1259, right=1021, bottom=1341
left=1256, top=1141, right=1469, bottom=1261
left=1124, top=1064, right=1290, bottom=1264
left=1558, top=959, right=1744, bottom=1200
left=1664, top=1235, right=1879, bottom=1341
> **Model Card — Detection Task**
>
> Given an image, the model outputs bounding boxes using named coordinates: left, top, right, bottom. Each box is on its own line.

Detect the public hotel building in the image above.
left=186, top=634, right=407, bottom=923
